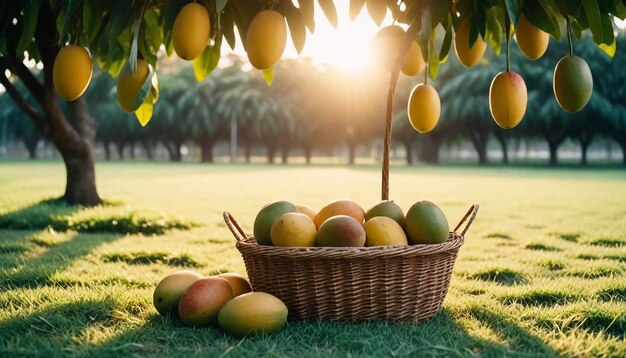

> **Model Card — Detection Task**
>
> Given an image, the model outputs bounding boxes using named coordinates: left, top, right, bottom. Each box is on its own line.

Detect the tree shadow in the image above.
left=0, top=197, right=80, bottom=231
left=75, top=308, right=558, bottom=357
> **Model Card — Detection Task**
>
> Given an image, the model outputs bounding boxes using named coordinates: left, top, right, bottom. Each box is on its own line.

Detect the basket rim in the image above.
left=234, top=232, right=465, bottom=259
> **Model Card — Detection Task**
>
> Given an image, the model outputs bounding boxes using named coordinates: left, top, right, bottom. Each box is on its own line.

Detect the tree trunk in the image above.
left=115, top=141, right=125, bottom=159
left=103, top=141, right=111, bottom=160
left=494, top=132, right=509, bottom=165
left=245, top=144, right=252, bottom=164
left=404, top=141, right=413, bottom=165
left=280, top=143, right=290, bottom=164
left=580, top=140, right=591, bottom=166
left=548, top=140, right=559, bottom=167
left=303, top=145, right=312, bottom=165
left=57, top=98, right=101, bottom=206
left=200, top=138, right=214, bottom=163
left=620, top=141, right=626, bottom=166
left=129, top=141, right=135, bottom=159
left=468, top=129, right=488, bottom=165
left=143, top=141, right=154, bottom=160
left=267, top=144, right=276, bottom=164
left=165, top=142, right=181, bottom=162
left=348, top=143, right=356, bottom=165
left=24, top=139, right=38, bottom=159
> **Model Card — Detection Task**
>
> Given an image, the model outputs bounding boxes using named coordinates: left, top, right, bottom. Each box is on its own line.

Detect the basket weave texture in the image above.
left=223, top=204, right=479, bottom=322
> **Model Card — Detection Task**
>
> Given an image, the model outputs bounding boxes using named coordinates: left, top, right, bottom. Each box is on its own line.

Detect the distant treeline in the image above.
left=1, top=36, right=625, bottom=166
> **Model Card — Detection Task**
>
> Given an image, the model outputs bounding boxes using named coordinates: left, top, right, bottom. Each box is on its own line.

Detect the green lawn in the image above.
left=1, top=161, right=625, bottom=357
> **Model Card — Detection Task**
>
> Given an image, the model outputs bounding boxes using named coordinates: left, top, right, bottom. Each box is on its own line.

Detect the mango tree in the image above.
left=0, top=0, right=623, bottom=205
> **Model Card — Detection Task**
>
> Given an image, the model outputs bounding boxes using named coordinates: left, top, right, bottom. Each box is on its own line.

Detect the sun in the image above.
left=221, top=3, right=392, bottom=72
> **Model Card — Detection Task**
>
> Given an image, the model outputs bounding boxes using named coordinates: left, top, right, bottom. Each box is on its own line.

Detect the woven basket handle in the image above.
left=223, top=212, right=248, bottom=242
left=453, top=204, right=479, bottom=237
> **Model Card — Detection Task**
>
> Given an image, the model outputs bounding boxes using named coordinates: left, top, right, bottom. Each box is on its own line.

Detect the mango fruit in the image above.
left=454, top=19, right=486, bottom=67
left=553, top=56, right=593, bottom=113
left=363, top=216, right=408, bottom=246
left=271, top=212, right=317, bottom=247
left=218, top=292, right=288, bottom=337
left=314, top=200, right=365, bottom=228
left=515, top=13, right=549, bottom=61
left=407, top=83, right=441, bottom=134
left=117, top=59, right=150, bottom=113
left=218, top=273, right=252, bottom=297
left=246, top=10, right=287, bottom=70
left=371, top=25, right=405, bottom=72
left=489, top=71, right=527, bottom=129
left=402, top=40, right=426, bottom=76
left=53, top=45, right=93, bottom=101
left=153, top=270, right=203, bottom=316
left=405, top=201, right=449, bottom=245
left=254, top=201, right=297, bottom=245
left=316, top=215, right=366, bottom=247
left=296, top=205, right=317, bottom=222
left=364, top=200, right=405, bottom=228
left=178, top=277, right=233, bottom=327
left=172, top=3, right=211, bottom=61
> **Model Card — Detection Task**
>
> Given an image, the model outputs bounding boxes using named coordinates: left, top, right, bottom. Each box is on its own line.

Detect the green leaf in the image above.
left=318, top=0, right=338, bottom=28
left=485, top=5, right=504, bottom=56
left=299, top=0, right=315, bottom=33
left=193, top=33, right=222, bottom=81
left=60, top=0, right=80, bottom=44
left=129, top=18, right=140, bottom=76
left=150, top=72, right=159, bottom=103
left=262, top=67, right=274, bottom=86
left=216, top=0, right=228, bottom=13
left=614, top=0, right=626, bottom=20
left=599, top=40, right=616, bottom=57
left=428, top=0, right=452, bottom=29
left=82, top=0, right=109, bottom=46
left=350, top=0, right=367, bottom=21
left=439, top=15, right=453, bottom=61
left=600, top=13, right=614, bottom=45
left=17, top=0, right=39, bottom=55
left=283, top=3, right=307, bottom=54
left=135, top=92, right=153, bottom=127
left=428, top=31, right=439, bottom=80
left=221, top=3, right=236, bottom=49
left=107, top=2, right=133, bottom=60
left=523, top=0, right=557, bottom=37
left=504, top=0, right=521, bottom=26
left=582, top=0, right=603, bottom=44
left=570, top=18, right=583, bottom=40
left=131, top=65, right=154, bottom=112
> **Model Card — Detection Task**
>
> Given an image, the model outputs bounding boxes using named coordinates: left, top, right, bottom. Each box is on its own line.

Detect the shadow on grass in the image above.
left=0, top=230, right=125, bottom=289
left=61, top=309, right=559, bottom=357
left=0, top=198, right=195, bottom=235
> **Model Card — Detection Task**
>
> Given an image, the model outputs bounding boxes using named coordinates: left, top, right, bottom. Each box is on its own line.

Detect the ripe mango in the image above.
left=363, top=216, right=408, bottom=246
left=218, top=292, right=288, bottom=337
left=316, top=215, right=366, bottom=247
left=454, top=20, right=486, bottom=67
left=405, top=201, right=449, bottom=245
left=314, top=200, right=365, bottom=228
left=271, top=212, right=317, bottom=247
left=364, top=200, right=405, bottom=228
left=254, top=201, right=298, bottom=245
left=553, top=56, right=593, bottom=113
left=371, top=25, right=405, bottom=72
left=52, top=45, right=93, bottom=101
left=172, top=3, right=211, bottom=61
left=246, top=10, right=287, bottom=70
left=407, top=83, right=441, bottom=134
left=489, top=71, right=527, bottom=129
left=153, top=270, right=203, bottom=316
left=515, top=13, right=549, bottom=61
left=296, top=205, right=317, bottom=222
left=178, top=277, right=233, bottom=327
left=401, top=40, right=426, bottom=76
left=117, top=59, right=150, bottom=113
left=218, top=273, right=252, bottom=297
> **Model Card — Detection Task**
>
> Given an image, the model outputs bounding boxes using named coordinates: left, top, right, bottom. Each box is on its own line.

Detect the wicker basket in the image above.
left=223, top=204, right=478, bottom=323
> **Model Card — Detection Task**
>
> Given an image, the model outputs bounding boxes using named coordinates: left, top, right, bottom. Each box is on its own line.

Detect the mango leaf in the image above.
left=428, top=0, right=452, bottom=29
left=614, top=0, right=626, bottom=20
left=366, top=0, right=386, bottom=26
left=135, top=92, right=153, bottom=127
left=581, top=0, right=603, bottom=44
left=318, top=0, right=338, bottom=28
left=129, top=18, right=140, bottom=76
left=107, top=1, right=133, bottom=59
left=523, top=0, right=557, bottom=37
left=599, top=40, right=616, bottom=57
left=439, top=15, right=453, bottom=61
left=350, top=0, right=367, bottom=20
left=150, top=72, right=159, bottom=103
left=600, top=13, right=614, bottom=45
left=221, top=3, right=236, bottom=49
left=485, top=5, right=504, bottom=56
left=193, top=33, right=222, bottom=81
left=428, top=31, right=439, bottom=80
left=283, top=3, right=306, bottom=54
left=216, top=0, right=228, bottom=13
left=17, top=0, right=39, bottom=55
left=504, top=0, right=521, bottom=26
left=570, top=19, right=583, bottom=40
left=262, top=67, right=274, bottom=86
left=299, top=0, right=315, bottom=33
left=59, top=0, right=80, bottom=44
left=82, top=0, right=109, bottom=45
left=144, top=10, right=163, bottom=51
left=131, top=64, right=154, bottom=112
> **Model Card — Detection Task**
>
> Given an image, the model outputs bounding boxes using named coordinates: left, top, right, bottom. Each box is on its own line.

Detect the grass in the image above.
left=1, top=161, right=626, bottom=357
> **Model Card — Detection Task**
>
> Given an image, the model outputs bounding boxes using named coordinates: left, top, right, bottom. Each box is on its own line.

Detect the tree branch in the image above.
left=0, top=70, right=48, bottom=134
left=7, top=57, right=46, bottom=102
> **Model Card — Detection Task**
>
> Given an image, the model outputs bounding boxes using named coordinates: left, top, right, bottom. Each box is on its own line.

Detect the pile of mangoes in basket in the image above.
left=255, top=199, right=449, bottom=247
